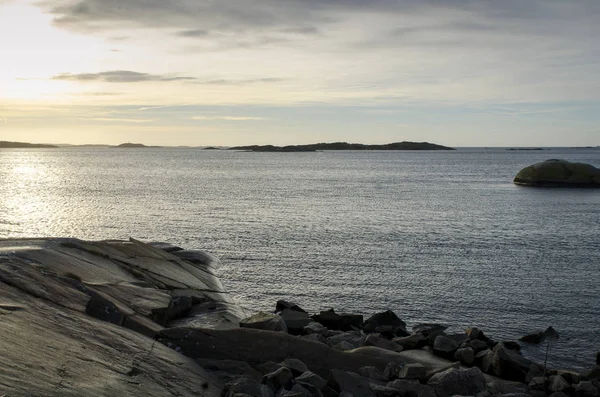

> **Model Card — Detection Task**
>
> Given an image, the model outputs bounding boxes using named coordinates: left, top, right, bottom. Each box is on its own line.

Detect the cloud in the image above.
left=79, top=117, right=155, bottom=123
left=52, top=70, right=196, bottom=83
left=175, top=29, right=210, bottom=37
left=70, top=92, right=123, bottom=96
left=191, top=116, right=267, bottom=121
left=197, top=77, right=285, bottom=85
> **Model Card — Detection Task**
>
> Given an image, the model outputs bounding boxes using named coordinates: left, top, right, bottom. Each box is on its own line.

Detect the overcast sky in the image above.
left=1, top=0, right=599, bottom=146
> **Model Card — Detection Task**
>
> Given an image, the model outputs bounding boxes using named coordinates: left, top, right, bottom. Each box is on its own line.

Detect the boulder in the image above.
left=466, top=339, right=490, bottom=353
left=513, top=159, right=600, bottom=187
left=296, top=371, right=327, bottom=390
left=597, top=352, right=600, bottom=366
left=427, top=367, right=487, bottom=397
left=301, top=333, right=328, bottom=345
left=398, top=363, right=427, bottom=381
left=387, top=379, right=436, bottom=397
left=365, top=333, right=404, bottom=352
left=262, top=367, right=294, bottom=392
left=491, top=347, right=534, bottom=382
left=327, top=331, right=365, bottom=350
left=369, top=382, right=403, bottom=397
left=279, top=358, right=308, bottom=377
left=313, top=309, right=363, bottom=331
left=241, top=312, right=288, bottom=333
left=466, top=327, right=492, bottom=343
left=363, top=310, right=409, bottom=337
left=425, top=362, right=461, bottom=381
left=520, top=327, right=559, bottom=344
left=327, top=369, right=375, bottom=397
left=358, top=366, right=387, bottom=382
left=547, top=375, right=571, bottom=394
left=433, top=335, right=459, bottom=359
left=412, top=324, right=448, bottom=336
left=475, top=349, right=494, bottom=373
left=582, top=366, right=600, bottom=381
left=224, top=376, right=273, bottom=397
left=573, top=381, right=600, bottom=397
left=275, top=300, right=307, bottom=314
left=304, top=322, right=327, bottom=335
left=393, top=334, right=428, bottom=350
left=454, top=347, right=475, bottom=366
left=548, top=369, right=581, bottom=385
left=278, top=309, right=312, bottom=334
left=384, top=361, right=403, bottom=381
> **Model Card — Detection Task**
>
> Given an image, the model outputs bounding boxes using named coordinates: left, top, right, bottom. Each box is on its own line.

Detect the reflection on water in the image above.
left=1, top=147, right=599, bottom=370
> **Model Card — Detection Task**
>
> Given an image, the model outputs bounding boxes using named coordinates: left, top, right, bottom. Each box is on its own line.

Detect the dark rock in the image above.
left=369, top=383, right=402, bottom=397
left=548, top=369, right=581, bottom=385
left=313, top=309, right=363, bottom=332
left=582, top=366, right=600, bottom=381
left=384, top=362, right=403, bottom=381
left=392, top=334, right=428, bottom=350
left=224, top=376, right=272, bottom=397
left=427, top=367, right=486, bottom=397
left=327, top=331, right=365, bottom=350
left=85, top=294, right=127, bottom=325
left=280, top=384, right=312, bottom=396
left=198, top=359, right=262, bottom=383
left=279, top=309, right=312, bottom=334
left=497, top=341, right=522, bottom=352
left=548, top=375, right=571, bottom=394
left=597, top=353, right=600, bottom=366
left=304, top=322, right=327, bottom=335
left=152, top=295, right=193, bottom=326
left=549, top=393, right=570, bottom=397
left=387, top=379, right=436, bottom=397
left=529, top=376, right=547, bottom=390
left=492, top=347, right=534, bottom=382
left=301, top=333, right=328, bottom=345
left=359, top=366, right=387, bottom=382
left=279, top=358, right=308, bottom=377
left=296, top=371, right=327, bottom=390
left=275, top=300, right=307, bottom=314
left=327, top=369, right=375, bottom=396
left=148, top=241, right=184, bottom=252
left=398, top=363, right=427, bottom=381
left=467, top=339, right=490, bottom=353
left=412, top=323, right=448, bottom=336
left=475, top=349, right=494, bottom=373
left=466, top=327, right=492, bottom=343
left=433, top=335, right=459, bottom=359
left=240, top=312, right=288, bottom=333
left=573, top=381, right=600, bottom=397
left=425, top=362, right=460, bottom=381
left=262, top=367, right=294, bottom=392
left=485, top=379, right=529, bottom=395
left=514, top=160, right=600, bottom=187
left=365, top=333, right=404, bottom=352
left=364, top=310, right=408, bottom=337
left=525, top=363, right=546, bottom=383
left=454, top=347, right=475, bottom=366
left=520, top=327, right=559, bottom=345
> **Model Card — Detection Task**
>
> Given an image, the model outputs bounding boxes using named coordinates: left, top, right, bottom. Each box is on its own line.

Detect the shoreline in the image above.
left=1, top=237, right=598, bottom=396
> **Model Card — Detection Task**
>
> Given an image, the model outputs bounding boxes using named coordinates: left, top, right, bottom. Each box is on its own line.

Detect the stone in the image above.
left=486, top=380, right=529, bottom=395
left=387, top=379, right=436, bottom=397
left=496, top=341, right=522, bottom=352
left=280, top=358, right=309, bottom=377
left=548, top=369, right=581, bottom=385
left=275, top=300, right=307, bottom=314
left=425, top=362, right=461, bottom=381
left=514, top=160, right=600, bottom=187
left=525, top=363, right=546, bottom=383
left=573, top=381, right=600, bottom=397
left=412, top=323, right=448, bottom=336
left=548, top=375, right=571, bottom=394
left=582, top=366, right=600, bottom=381
left=467, top=339, right=490, bottom=353
left=454, top=347, right=475, bottom=366
left=392, top=334, right=427, bottom=350
left=327, top=331, right=365, bottom=350
left=279, top=384, right=312, bottom=397
left=427, top=367, right=487, bottom=397
left=365, top=333, right=404, bottom=352
left=529, top=377, right=547, bottom=390
left=241, top=312, right=288, bottom=333
left=304, top=321, right=327, bottom=335
left=466, top=327, right=492, bottom=343
left=363, top=310, right=409, bottom=337
left=313, top=309, right=364, bottom=331
left=520, top=327, right=559, bottom=344
left=475, top=349, right=494, bottom=373
left=225, top=376, right=273, bottom=397
left=433, top=335, right=459, bottom=359
left=491, top=346, right=534, bottom=382
left=398, top=363, right=427, bottom=381
left=198, top=359, right=262, bottom=383
left=262, top=367, right=294, bottom=392
left=301, top=333, right=328, bottom=345
left=332, top=341, right=356, bottom=351
left=279, top=309, right=312, bottom=334
left=369, top=383, right=403, bottom=397
left=384, top=362, right=403, bottom=381
left=359, top=366, right=387, bottom=382
left=597, top=353, right=600, bottom=366
left=549, top=393, right=570, bottom=397
left=327, top=369, right=375, bottom=397
left=296, top=371, right=327, bottom=390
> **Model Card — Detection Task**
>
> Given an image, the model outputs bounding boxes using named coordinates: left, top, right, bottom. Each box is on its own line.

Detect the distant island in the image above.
left=506, top=148, right=545, bottom=151
left=0, top=141, right=58, bottom=149
left=229, top=141, right=455, bottom=152
left=112, top=143, right=161, bottom=148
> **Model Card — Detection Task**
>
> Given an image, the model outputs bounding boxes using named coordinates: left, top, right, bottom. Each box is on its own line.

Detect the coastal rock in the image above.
left=582, top=366, right=600, bottom=381
left=398, top=363, right=427, bottom=381
left=491, top=346, right=534, bottom=382
left=275, top=300, right=307, bottom=314
left=520, top=327, right=560, bottom=344
left=548, top=369, right=581, bottom=385
left=296, top=371, right=328, bottom=390
left=387, top=379, right=437, bottom=397
left=475, top=350, right=494, bottom=373
left=425, top=362, right=461, bottom=381
left=327, top=369, right=375, bottom=397
left=393, top=334, right=428, bottom=350
left=467, top=327, right=492, bottom=343
left=433, top=335, right=460, bottom=359
left=597, top=353, right=600, bottom=365
left=240, top=312, right=288, bottom=333
left=369, top=383, right=404, bottom=397
left=427, top=367, right=487, bottom=397
left=384, top=361, right=403, bottom=381
left=573, top=381, right=600, bottom=397
left=262, top=367, right=294, bottom=392
left=301, top=333, right=329, bottom=345
left=363, top=310, right=409, bottom=337
left=312, top=309, right=364, bottom=331
left=466, top=339, right=491, bottom=353
left=513, top=160, right=600, bottom=187
left=278, top=309, right=312, bottom=334
left=454, top=347, right=475, bottom=366
left=358, top=366, right=387, bottom=382
left=548, top=375, right=571, bottom=394
left=327, top=331, right=366, bottom=350
left=279, top=358, right=309, bottom=377
left=225, top=376, right=274, bottom=397
left=412, top=323, right=448, bottom=336
left=304, top=321, right=328, bottom=335
left=365, top=333, right=404, bottom=352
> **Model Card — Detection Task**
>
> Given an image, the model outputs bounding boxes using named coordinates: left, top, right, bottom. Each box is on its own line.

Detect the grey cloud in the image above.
left=175, top=29, right=210, bottom=37
left=53, top=70, right=196, bottom=83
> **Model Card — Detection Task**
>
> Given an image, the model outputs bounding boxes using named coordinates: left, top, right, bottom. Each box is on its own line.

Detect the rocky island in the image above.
left=113, top=142, right=160, bottom=148
left=1, top=238, right=598, bottom=396
left=514, top=159, right=600, bottom=187
left=0, top=140, right=58, bottom=148
left=230, top=141, right=455, bottom=152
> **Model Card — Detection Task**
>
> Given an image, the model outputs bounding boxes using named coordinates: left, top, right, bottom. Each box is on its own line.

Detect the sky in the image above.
left=1, top=0, right=599, bottom=146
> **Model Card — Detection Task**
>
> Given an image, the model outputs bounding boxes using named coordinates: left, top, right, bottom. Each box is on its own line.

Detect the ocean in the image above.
left=1, top=147, right=599, bottom=370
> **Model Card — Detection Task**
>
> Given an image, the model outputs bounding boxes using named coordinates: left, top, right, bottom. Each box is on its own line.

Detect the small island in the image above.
left=229, top=141, right=455, bottom=152
left=0, top=141, right=58, bottom=148
left=514, top=159, right=600, bottom=187
left=112, top=143, right=161, bottom=148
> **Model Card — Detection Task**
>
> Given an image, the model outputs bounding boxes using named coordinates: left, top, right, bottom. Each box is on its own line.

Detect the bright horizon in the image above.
left=1, top=0, right=600, bottom=147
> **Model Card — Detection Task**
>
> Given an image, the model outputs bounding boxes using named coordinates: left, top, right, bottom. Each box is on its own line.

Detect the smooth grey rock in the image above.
left=514, top=159, right=600, bottom=187
left=333, top=341, right=356, bottom=351
left=241, top=312, right=288, bottom=333
left=262, top=367, right=294, bottom=392
left=328, top=369, right=375, bottom=397
left=398, top=363, right=427, bottom=381
left=198, top=359, right=262, bottom=383
left=365, top=333, right=404, bottom=352
left=433, top=335, right=459, bottom=359
left=427, top=367, right=486, bottom=397
left=454, top=347, right=475, bottom=366
left=172, top=249, right=218, bottom=267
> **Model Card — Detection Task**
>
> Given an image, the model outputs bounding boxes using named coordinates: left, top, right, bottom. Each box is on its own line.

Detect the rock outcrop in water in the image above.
left=1, top=238, right=599, bottom=396
left=514, top=159, right=600, bottom=187
left=230, top=141, right=455, bottom=152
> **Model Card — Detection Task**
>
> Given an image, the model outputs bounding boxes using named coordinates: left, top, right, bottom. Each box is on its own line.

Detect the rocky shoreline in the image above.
left=0, top=238, right=598, bottom=397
